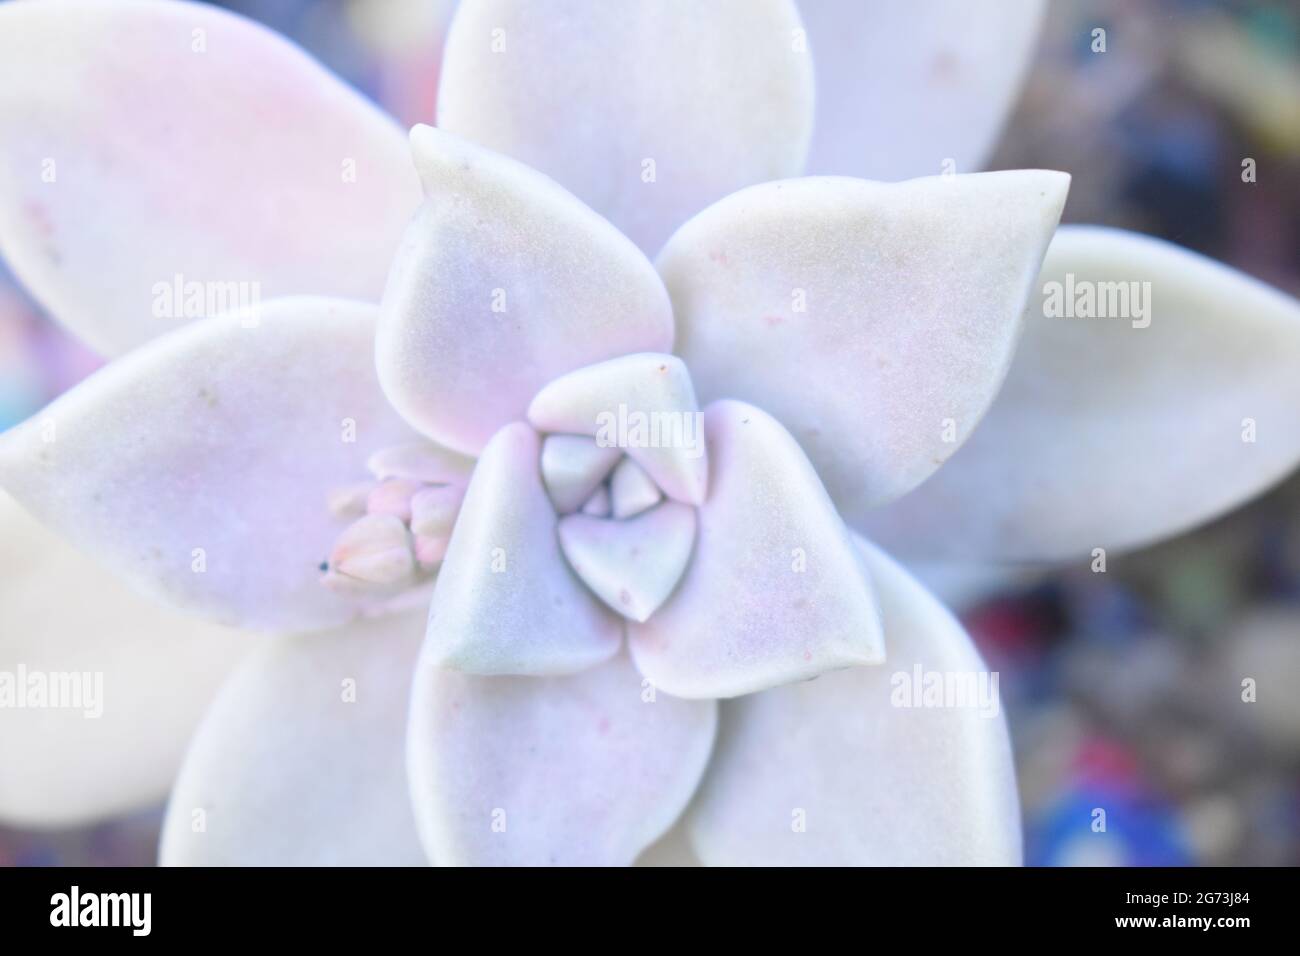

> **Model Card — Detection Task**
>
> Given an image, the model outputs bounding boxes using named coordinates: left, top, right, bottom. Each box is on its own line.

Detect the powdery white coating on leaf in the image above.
left=437, top=0, right=814, bottom=255
left=376, top=127, right=674, bottom=455
left=539, top=434, right=622, bottom=514
left=608, top=456, right=662, bottom=519
left=0, top=298, right=427, bottom=633
left=407, top=650, right=717, bottom=866
left=801, top=0, right=1046, bottom=179
left=0, top=491, right=251, bottom=826
left=422, top=422, right=622, bottom=675
left=686, top=534, right=1022, bottom=866
left=658, top=170, right=1069, bottom=522
left=528, top=353, right=709, bottom=505
left=160, top=612, right=427, bottom=866
left=558, top=502, right=697, bottom=623
left=628, top=400, right=884, bottom=699
left=862, top=226, right=1300, bottom=562
left=0, top=0, right=420, bottom=356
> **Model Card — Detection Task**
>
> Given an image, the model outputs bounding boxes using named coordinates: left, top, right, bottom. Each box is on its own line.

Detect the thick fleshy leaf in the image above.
left=686, top=535, right=1022, bottom=866
left=528, top=353, right=709, bottom=505
left=0, top=491, right=250, bottom=826
left=558, top=502, right=697, bottom=623
left=609, top=456, right=662, bottom=519
left=658, top=170, right=1069, bottom=521
left=437, top=0, right=813, bottom=254
left=0, top=298, right=428, bottom=633
left=801, top=0, right=1046, bottom=179
left=367, top=441, right=474, bottom=484
left=408, top=650, right=716, bottom=866
left=862, top=226, right=1300, bottom=562
left=160, top=612, right=427, bottom=866
left=0, top=0, right=420, bottom=356
left=539, top=434, right=621, bottom=514
left=628, top=401, right=883, bottom=699
left=422, top=422, right=622, bottom=675
left=410, top=484, right=466, bottom=540
left=377, top=127, right=674, bottom=455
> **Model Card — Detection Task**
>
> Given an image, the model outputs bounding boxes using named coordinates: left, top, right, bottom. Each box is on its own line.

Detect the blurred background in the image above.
left=1, top=0, right=1298, bottom=866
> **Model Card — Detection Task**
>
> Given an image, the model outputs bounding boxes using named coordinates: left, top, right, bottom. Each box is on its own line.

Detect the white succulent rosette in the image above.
left=0, top=0, right=1296, bottom=866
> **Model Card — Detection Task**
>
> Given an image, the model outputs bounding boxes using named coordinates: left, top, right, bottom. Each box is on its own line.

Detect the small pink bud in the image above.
left=410, top=483, right=466, bottom=539
left=324, top=514, right=414, bottom=587
left=366, top=478, right=424, bottom=522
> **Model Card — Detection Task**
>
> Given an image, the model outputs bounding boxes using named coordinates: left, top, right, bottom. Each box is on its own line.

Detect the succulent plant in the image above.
left=1, top=0, right=1296, bottom=866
